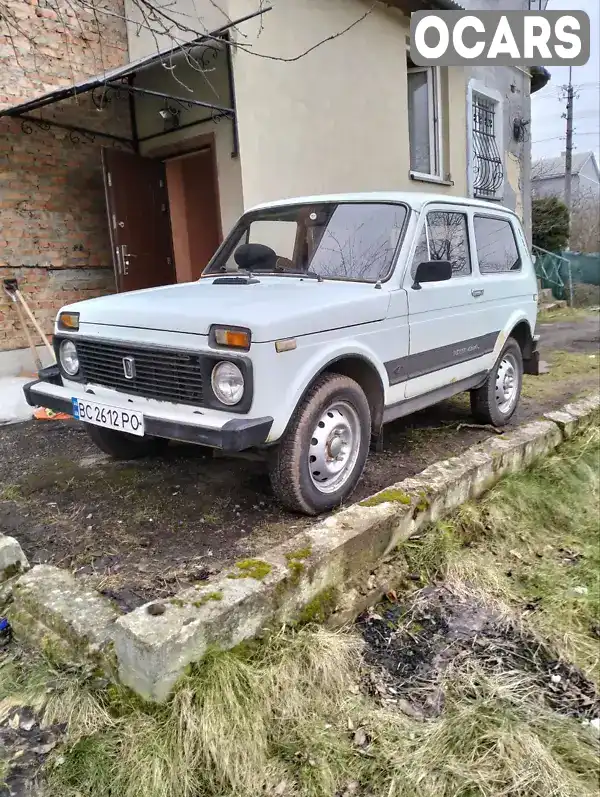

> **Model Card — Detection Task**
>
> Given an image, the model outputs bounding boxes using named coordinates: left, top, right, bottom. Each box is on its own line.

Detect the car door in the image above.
left=470, top=213, right=537, bottom=340
left=401, top=204, right=495, bottom=399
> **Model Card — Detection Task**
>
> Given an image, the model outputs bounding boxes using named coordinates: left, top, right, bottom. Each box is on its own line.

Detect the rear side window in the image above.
left=411, top=211, right=471, bottom=278
left=474, top=216, right=521, bottom=273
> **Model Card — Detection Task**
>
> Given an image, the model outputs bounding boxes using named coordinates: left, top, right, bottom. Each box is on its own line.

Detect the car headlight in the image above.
left=59, top=339, right=80, bottom=376
left=211, top=361, right=244, bottom=406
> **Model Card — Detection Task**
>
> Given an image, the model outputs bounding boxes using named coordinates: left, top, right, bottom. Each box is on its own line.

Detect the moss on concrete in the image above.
left=1, top=561, right=22, bottom=581
left=192, top=592, right=223, bottom=608
left=360, top=489, right=412, bottom=507
left=298, top=586, right=339, bottom=625
left=284, top=547, right=312, bottom=585
left=415, top=492, right=430, bottom=513
left=285, top=546, right=312, bottom=561
left=227, top=559, right=272, bottom=581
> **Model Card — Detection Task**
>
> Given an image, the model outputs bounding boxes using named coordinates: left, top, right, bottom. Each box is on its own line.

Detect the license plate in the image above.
left=71, top=397, right=144, bottom=436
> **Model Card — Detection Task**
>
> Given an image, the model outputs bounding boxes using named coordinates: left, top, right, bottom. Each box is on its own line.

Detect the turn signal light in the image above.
left=212, top=326, right=251, bottom=350
left=58, top=312, right=80, bottom=330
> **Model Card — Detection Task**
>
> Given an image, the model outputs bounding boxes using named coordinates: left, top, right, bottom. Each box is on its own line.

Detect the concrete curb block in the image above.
left=112, top=398, right=599, bottom=701
left=8, top=394, right=600, bottom=701
left=0, top=534, right=29, bottom=583
left=544, top=394, right=600, bottom=438
left=9, top=565, right=120, bottom=661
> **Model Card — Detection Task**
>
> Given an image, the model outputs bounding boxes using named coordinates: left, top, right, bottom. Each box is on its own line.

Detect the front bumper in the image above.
left=24, top=369, right=273, bottom=452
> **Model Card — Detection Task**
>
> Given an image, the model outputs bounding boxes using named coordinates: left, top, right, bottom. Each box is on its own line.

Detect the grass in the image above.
left=522, top=349, right=599, bottom=400
left=1, top=425, right=599, bottom=797
left=401, top=418, right=600, bottom=679
left=536, top=305, right=594, bottom=324
left=2, top=631, right=598, bottom=797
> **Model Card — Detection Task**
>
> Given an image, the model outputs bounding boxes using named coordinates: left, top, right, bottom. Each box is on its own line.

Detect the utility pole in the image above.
left=564, top=66, right=574, bottom=219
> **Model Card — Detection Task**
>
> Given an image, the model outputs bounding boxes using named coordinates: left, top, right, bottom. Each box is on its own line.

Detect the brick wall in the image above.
left=1, top=0, right=131, bottom=353
left=0, top=0, right=129, bottom=110
left=0, top=93, right=133, bottom=351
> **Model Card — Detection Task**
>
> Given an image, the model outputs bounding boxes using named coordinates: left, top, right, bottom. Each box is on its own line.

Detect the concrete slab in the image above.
left=546, top=395, right=600, bottom=438
left=0, top=534, right=29, bottom=581
left=10, top=565, right=120, bottom=661
left=0, top=377, right=34, bottom=425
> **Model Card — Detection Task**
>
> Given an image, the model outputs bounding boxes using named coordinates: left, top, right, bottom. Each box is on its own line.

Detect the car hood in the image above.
left=64, top=277, right=391, bottom=341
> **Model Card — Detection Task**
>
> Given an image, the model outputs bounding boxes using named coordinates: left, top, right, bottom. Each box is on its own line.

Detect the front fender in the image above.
left=268, top=338, right=388, bottom=441
left=493, top=309, right=535, bottom=359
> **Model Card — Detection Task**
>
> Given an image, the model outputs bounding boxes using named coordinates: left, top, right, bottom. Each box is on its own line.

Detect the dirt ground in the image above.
left=358, top=585, right=600, bottom=722
left=1, top=313, right=598, bottom=611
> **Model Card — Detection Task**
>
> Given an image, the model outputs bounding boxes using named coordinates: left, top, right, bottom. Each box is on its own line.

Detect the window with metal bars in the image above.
left=472, top=93, right=504, bottom=199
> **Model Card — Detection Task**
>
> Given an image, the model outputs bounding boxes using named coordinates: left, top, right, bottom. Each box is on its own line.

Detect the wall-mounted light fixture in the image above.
left=159, top=104, right=181, bottom=130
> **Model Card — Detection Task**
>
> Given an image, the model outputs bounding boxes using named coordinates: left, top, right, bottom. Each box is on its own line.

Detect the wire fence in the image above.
left=532, top=247, right=600, bottom=307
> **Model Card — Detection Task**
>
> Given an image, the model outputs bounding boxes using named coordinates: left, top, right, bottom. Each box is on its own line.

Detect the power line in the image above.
left=533, top=131, right=600, bottom=143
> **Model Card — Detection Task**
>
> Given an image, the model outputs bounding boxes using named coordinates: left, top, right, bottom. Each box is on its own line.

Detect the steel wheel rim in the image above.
left=495, top=352, right=519, bottom=414
left=308, top=401, right=362, bottom=494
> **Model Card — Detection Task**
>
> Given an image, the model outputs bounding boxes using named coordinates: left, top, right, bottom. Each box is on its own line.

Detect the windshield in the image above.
left=203, top=202, right=409, bottom=283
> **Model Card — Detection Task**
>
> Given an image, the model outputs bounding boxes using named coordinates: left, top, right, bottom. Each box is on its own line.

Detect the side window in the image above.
left=410, top=211, right=471, bottom=278
left=474, top=216, right=521, bottom=273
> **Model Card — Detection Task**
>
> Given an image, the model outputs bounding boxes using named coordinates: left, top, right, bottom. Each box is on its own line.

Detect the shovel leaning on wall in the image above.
left=2, top=279, right=69, bottom=420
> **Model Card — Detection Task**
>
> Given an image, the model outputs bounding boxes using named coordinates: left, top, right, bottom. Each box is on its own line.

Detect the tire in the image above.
left=85, top=424, right=167, bottom=459
left=470, top=337, right=523, bottom=426
left=269, top=373, right=371, bottom=515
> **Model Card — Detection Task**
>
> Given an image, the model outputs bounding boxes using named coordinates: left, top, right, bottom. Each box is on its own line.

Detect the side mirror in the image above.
left=412, top=260, right=452, bottom=290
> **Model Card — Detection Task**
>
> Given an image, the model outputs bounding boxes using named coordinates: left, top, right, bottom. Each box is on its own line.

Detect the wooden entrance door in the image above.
left=165, top=147, right=222, bottom=282
left=102, top=149, right=176, bottom=292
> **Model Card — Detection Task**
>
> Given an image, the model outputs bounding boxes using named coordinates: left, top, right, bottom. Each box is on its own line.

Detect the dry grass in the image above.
left=403, top=420, right=600, bottom=679
left=2, top=626, right=598, bottom=797
left=522, top=349, right=600, bottom=400
left=536, top=306, right=594, bottom=324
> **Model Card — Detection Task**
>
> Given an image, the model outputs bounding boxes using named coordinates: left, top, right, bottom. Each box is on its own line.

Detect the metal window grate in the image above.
left=472, top=94, right=504, bottom=198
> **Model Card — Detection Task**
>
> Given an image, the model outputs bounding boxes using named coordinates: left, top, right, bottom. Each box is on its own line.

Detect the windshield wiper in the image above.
left=284, top=271, right=324, bottom=282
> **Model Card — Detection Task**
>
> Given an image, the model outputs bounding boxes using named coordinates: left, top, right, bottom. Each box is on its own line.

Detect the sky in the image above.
left=531, top=0, right=600, bottom=163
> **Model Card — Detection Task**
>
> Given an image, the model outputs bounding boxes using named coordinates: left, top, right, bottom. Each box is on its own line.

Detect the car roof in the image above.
left=247, top=191, right=519, bottom=216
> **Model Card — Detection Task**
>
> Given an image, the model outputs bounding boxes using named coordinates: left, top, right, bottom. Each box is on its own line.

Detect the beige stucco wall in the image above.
left=134, top=46, right=244, bottom=236
left=124, top=0, right=230, bottom=62
left=228, top=0, right=467, bottom=208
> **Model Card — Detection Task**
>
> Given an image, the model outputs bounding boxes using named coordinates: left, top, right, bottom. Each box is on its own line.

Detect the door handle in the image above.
left=120, top=245, right=137, bottom=276
left=471, top=289, right=484, bottom=298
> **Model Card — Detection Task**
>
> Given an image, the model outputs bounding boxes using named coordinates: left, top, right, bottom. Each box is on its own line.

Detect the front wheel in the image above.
left=269, top=374, right=371, bottom=515
left=470, top=337, right=523, bottom=426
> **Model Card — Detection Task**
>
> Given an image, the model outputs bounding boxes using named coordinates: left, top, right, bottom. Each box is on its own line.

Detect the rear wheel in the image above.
left=269, top=374, right=371, bottom=514
left=85, top=424, right=167, bottom=459
left=470, top=338, right=523, bottom=426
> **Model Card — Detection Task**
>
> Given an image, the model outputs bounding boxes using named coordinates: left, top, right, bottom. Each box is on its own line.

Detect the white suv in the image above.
left=25, top=193, right=539, bottom=515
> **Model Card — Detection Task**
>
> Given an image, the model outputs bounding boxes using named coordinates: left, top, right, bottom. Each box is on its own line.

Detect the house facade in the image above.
left=532, top=152, right=600, bottom=203
left=1, top=0, right=541, bottom=373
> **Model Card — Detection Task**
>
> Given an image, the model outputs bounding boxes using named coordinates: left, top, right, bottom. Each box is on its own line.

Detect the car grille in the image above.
left=76, top=339, right=205, bottom=406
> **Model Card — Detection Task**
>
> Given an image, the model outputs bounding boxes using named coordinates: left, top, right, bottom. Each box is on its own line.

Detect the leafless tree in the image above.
left=570, top=186, right=600, bottom=253
left=0, top=0, right=376, bottom=88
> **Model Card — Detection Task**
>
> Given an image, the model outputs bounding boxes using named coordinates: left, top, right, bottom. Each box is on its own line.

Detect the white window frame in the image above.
left=407, top=65, right=443, bottom=181
left=466, top=79, right=504, bottom=200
